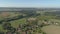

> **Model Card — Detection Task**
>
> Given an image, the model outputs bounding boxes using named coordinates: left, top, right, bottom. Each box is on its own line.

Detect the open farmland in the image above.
left=0, top=8, right=60, bottom=34
left=42, top=25, right=60, bottom=34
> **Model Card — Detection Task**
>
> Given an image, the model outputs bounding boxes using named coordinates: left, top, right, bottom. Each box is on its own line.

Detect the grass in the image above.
left=0, top=18, right=26, bottom=33
left=0, top=25, right=7, bottom=33
left=0, top=25, right=4, bottom=31
left=42, top=25, right=60, bottom=34
left=10, top=18, right=26, bottom=28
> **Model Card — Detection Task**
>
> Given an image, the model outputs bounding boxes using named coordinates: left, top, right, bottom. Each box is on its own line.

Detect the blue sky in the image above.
left=0, top=0, right=60, bottom=7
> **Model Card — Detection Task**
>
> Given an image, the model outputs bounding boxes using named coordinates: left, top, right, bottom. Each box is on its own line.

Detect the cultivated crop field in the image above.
left=42, top=25, right=60, bottom=34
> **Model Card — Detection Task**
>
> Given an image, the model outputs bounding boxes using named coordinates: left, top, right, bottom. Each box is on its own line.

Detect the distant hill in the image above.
left=0, top=7, right=60, bottom=11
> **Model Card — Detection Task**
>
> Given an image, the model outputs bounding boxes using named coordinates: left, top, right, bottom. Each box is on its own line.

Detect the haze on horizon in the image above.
left=0, top=0, right=60, bottom=8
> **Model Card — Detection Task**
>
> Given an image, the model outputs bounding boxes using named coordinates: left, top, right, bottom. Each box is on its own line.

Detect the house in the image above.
left=27, top=17, right=37, bottom=23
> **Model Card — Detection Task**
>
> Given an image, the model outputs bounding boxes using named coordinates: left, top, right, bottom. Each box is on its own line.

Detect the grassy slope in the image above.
left=10, top=18, right=26, bottom=28
left=0, top=18, right=26, bottom=33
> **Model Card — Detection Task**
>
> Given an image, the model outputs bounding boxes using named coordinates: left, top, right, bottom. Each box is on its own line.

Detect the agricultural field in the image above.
left=0, top=8, right=60, bottom=34
left=42, top=25, right=60, bottom=34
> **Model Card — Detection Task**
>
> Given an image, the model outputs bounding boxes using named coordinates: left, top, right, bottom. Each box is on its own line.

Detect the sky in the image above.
left=0, top=0, right=60, bottom=8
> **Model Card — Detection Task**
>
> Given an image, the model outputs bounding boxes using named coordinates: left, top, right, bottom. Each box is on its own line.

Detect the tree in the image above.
left=0, top=31, right=4, bottom=34
left=42, top=32, right=46, bottom=34
left=3, top=22, right=12, bottom=30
